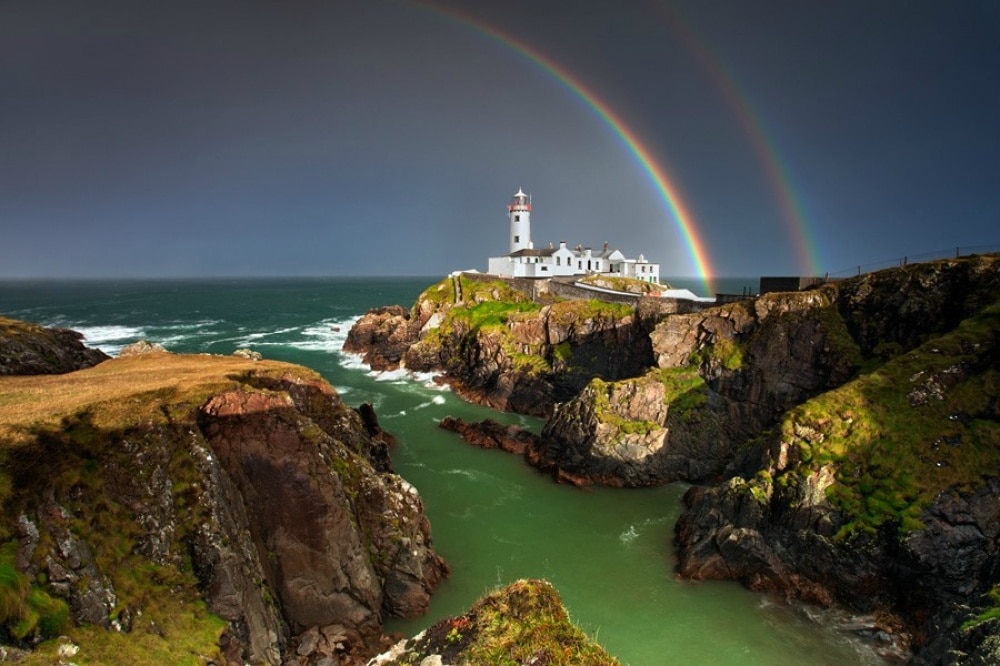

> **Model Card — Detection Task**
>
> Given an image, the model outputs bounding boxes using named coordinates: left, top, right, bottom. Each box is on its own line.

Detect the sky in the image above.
left=1, top=0, right=998, bottom=285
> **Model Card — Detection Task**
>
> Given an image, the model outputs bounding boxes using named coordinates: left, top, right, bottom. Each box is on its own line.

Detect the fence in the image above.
left=825, top=244, right=1000, bottom=280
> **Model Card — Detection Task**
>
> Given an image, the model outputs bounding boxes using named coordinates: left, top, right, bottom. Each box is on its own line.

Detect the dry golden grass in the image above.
left=0, top=352, right=323, bottom=446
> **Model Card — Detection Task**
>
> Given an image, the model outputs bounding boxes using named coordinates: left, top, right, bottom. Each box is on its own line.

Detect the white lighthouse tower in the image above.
left=508, top=188, right=532, bottom=252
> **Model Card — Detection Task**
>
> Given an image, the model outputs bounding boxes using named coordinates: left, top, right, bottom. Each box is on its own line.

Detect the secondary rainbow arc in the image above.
left=652, top=4, right=822, bottom=276
left=408, top=1, right=716, bottom=294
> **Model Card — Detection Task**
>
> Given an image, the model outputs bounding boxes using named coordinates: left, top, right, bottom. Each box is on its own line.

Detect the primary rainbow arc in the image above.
left=410, top=1, right=717, bottom=294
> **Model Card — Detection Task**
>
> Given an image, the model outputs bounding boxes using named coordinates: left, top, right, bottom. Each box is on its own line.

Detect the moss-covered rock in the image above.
left=347, top=274, right=654, bottom=417
left=0, top=345, right=447, bottom=664
left=674, top=258, right=1000, bottom=662
left=0, top=316, right=108, bottom=375
left=368, top=579, right=620, bottom=666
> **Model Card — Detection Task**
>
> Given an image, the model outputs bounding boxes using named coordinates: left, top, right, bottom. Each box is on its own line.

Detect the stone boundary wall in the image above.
left=458, top=272, right=714, bottom=315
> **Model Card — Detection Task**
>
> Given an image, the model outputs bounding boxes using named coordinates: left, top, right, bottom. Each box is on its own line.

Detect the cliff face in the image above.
left=537, top=283, right=860, bottom=485
left=538, top=257, right=1000, bottom=489
left=0, top=316, right=109, bottom=375
left=0, top=347, right=447, bottom=665
left=345, top=276, right=653, bottom=416
left=670, top=258, right=1000, bottom=660
left=345, top=257, right=1000, bottom=661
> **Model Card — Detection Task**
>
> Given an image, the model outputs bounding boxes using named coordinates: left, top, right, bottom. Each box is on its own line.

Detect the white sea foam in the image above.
left=75, top=325, right=146, bottom=356
left=619, top=525, right=640, bottom=545
left=288, top=317, right=359, bottom=353
left=372, top=368, right=411, bottom=382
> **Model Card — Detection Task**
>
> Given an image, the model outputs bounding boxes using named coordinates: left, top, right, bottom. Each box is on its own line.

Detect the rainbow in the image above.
left=652, top=4, right=822, bottom=276
left=406, top=1, right=716, bottom=294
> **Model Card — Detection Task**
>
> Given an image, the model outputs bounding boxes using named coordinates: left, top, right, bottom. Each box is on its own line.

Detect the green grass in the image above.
left=549, top=299, right=633, bottom=322
left=963, top=586, right=1000, bottom=632
left=459, top=579, right=620, bottom=665
left=0, top=354, right=325, bottom=661
left=1, top=542, right=69, bottom=642
left=415, top=277, right=457, bottom=308
left=587, top=377, right=661, bottom=436
left=653, top=367, right=709, bottom=419
left=450, top=299, right=542, bottom=332
left=775, top=299, right=1000, bottom=539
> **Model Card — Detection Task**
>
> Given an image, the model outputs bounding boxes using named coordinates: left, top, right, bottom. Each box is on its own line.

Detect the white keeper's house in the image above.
left=487, top=189, right=661, bottom=283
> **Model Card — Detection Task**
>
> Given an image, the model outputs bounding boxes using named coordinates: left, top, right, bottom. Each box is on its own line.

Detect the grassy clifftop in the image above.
left=0, top=349, right=449, bottom=664
left=0, top=353, right=295, bottom=662
left=0, top=352, right=308, bottom=446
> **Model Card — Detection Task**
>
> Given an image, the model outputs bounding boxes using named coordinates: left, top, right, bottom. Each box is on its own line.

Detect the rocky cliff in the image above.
left=349, top=256, right=1000, bottom=662
left=344, top=275, right=654, bottom=417
left=0, top=316, right=108, bottom=375
left=0, top=340, right=447, bottom=664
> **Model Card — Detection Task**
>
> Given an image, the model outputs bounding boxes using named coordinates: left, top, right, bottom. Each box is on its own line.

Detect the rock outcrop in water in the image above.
left=347, top=255, right=1000, bottom=662
left=367, top=579, right=620, bottom=666
left=0, top=316, right=108, bottom=374
left=0, top=331, right=447, bottom=665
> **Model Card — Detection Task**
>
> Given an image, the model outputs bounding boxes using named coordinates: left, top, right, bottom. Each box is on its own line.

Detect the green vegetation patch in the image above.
left=449, top=299, right=542, bottom=332
left=778, top=300, right=1000, bottom=539
left=0, top=542, right=69, bottom=642
left=459, top=276, right=529, bottom=304
left=693, top=336, right=745, bottom=371
left=588, top=378, right=661, bottom=436
left=459, top=579, right=620, bottom=665
left=549, top=299, right=633, bottom=322
left=415, top=277, right=457, bottom=307
left=653, top=367, right=710, bottom=419
left=962, top=586, right=1000, bottom=632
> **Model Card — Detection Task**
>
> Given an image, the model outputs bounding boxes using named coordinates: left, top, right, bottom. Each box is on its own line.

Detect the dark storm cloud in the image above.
left=1, top=0, right=997, bottom=279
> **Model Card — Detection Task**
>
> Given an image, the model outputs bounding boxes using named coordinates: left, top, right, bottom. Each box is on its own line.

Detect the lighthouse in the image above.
left=508, top=188, right=532, bottom=253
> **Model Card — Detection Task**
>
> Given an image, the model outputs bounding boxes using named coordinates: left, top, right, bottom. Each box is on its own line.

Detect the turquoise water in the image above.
left=0, top=278, right=882, bottom=665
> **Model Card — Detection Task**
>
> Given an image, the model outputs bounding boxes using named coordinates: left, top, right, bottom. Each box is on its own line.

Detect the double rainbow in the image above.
left=408, top=1, right=717, bottom=294
left=651, top=4, right=821, bottom=276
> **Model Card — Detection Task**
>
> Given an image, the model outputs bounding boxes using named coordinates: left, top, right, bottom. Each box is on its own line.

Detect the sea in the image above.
left=0, top=277, right=886, bottom=665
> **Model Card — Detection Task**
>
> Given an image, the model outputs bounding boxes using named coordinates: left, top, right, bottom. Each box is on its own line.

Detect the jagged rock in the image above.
left=346, top=277, right=655, bottom=417
left=119, top=340, right=167, bottom=356
left=233, top=348, right=263, bottom=361
left=343, top=305, right=419, bottom=372
left=0, top=347, right=447, bottom=664
left=673, top=263, right=1000, bottom=662
left=0, top=316, right=108, bottom=374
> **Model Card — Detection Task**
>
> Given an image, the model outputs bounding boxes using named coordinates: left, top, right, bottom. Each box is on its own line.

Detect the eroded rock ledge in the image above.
left=0, top=315, right=109, bottom=375
left=0, top=347, right=447, bottom=665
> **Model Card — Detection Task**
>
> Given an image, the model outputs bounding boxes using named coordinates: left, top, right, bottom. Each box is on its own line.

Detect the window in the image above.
left=514, top=215, right=520, bottom=222
left=514, top=235, right=520, bottom=243
left=541, top=266, right=548, bottom=271
left=556, top=257, right=561, bottom=266
left=578, top=260, right=582, bottom=269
